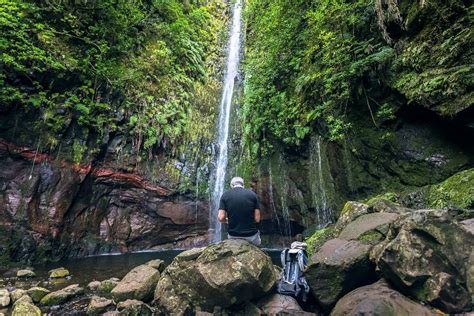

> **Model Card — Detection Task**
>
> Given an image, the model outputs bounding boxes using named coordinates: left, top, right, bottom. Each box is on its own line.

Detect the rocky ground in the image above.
left=0, top=199, right=472, bottom=315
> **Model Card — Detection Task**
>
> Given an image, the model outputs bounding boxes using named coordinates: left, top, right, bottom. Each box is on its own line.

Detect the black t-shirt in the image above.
left=219, top=187, right=260, bottom=237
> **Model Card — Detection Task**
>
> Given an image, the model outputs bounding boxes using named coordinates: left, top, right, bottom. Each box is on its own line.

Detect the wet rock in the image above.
left=154, top=239, right=277, bottom=314
left=338, top=212, right=399, bottom=240
left=87, top=280, right=101, bottom=291
left=11, top=300, right=41, bottom=316
left=145, top=259, right=165, bottom=272
left=257, top=294, right=304, bottom=315
left=16, top=269, right=35, bottom=278
left=98, top=278, right=119, bottom=293
left=10, top=289, right=27, bottom=302
left=330, top=280, right=438, bottom=316
left=305, top=238, right=375, bottom=311
left=27, top=287, right=50, bottom=303
left=87, top=296, right=114, bottom=315
left=374, top=209, right=474, bottom=313
left=49, top=267, right=70, bottom=278
left=0, top=289, right=10, bottom=307
left=111, top=265, right=159, bottom=302
left=40, top=284, right=84, bottom=306
left=117, top=299, right=153, bottom=316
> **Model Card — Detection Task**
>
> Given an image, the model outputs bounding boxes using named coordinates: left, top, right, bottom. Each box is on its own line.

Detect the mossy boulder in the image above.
left=154, top=239, right=277, bottom=314
left=331, top=280, right=439, bottom=316
left=48, top=267, right=70, bottom=278
left=10, top=289, right=27, bottom=303
left=373, top=209, right=473, bottom=313
left=16, top=269, right=35, bottom=278
left=334, top=202, right=370, bottom=234
left=338, top=212, right=399, bottom=240
left=305, top=226, right=335, bottom=256
left=27, top=287, right=50, bottom=303
left=145, top=259, right=165, bottom=272
left=11, top=300, right=41, bottom=316
left=111, top=265, right=159, bottom=302
left=40, top=284, right=83, bottom=306
left=305, top=239, right=376, bottom=311
left=98, top=278, right=120, bottom=293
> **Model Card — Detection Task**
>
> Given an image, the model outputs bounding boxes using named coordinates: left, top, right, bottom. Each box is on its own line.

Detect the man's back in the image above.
left=219, top=187, right=259, bottom=237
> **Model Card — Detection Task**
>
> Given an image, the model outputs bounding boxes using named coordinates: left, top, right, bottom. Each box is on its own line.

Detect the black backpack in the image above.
left=276, top=247, right=310, bottom=302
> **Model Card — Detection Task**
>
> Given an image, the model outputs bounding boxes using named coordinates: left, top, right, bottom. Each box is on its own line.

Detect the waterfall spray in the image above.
left=210, top=0, right=242, bottom=243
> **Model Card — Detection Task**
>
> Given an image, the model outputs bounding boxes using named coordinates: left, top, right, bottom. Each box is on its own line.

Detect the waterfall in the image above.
left=209, top=0, right=242, bottom=243
left=309, top=135, right=330, bottom=227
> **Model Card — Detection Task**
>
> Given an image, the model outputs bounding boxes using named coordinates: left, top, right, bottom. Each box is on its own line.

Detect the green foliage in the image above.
left=1, top=0, right=225, bottom=158
left=242, top=0, right=394, bottom=156
left=427, top=168, right=474, bottom=210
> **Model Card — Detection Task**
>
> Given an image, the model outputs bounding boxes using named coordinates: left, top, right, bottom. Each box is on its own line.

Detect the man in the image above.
left=218, top=176, right=261, bottom=246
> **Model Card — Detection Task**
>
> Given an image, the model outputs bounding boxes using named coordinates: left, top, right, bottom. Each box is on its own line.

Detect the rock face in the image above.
left=111, top=265, right=159, bottom=302
left=331, top=280, right=438, bottom=316
left=305, top=239, right=375, bottom=310
left=373, top=209, right=474, bottom=313
left=154, top=239, right=277, bottom=314
left=40, top=284, right=84, bottom=306
left=0, top=139, right=210, bottom=264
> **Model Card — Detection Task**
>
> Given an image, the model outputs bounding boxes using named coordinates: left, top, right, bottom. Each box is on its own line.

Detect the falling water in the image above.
left=210, top=0, right=242, bottom=243
left=309, top=136, right=330, bottom=226
left=277, top=154, right=292, bottom=236
left=268, top=163, right=283, bottom=235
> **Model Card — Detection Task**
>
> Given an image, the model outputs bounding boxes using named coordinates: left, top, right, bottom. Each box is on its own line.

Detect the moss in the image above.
left=358, top=230, right=385, bottom=243
left=426, top=168, right=474, bottom=209
left=305, top=226, right=335, bottom=257
left=365, top=192, right=400, bottom=206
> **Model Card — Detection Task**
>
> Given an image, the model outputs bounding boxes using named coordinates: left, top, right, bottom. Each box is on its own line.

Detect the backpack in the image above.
left=276, top=244, right=310, bottom=302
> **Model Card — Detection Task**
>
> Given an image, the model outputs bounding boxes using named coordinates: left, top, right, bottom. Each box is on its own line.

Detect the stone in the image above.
left=117, top=299, right=153, bottom=316
left=27, top=287, right=50, bottom=303
left=145, top=259, right=165, bottom=272
left=338, top=212, right=399, bottom=240
left=0, top=289, right=10, bottom=307
left=111, top=265, right=159, bottom=302
left=334, top=202, right=370, bottom=234
left=40, top=284, right=84, bottom=306
left=330, top=280, right=438, bottom=316
left=11, top=300, right=41, bottom=316
left=16, top=269, right=36, bottom=278
left=10, top=289, right=27, bottom=302
left=87, top=296, right=114, bottom=315
left=102, top=312, right=121, bottom=316
left=305, top=238, right=375, bottom=311
left=98, top=278, right=119, bottom=293
left=48, top=267, right=70, bottom=278
left=257, top=294, right=304, bottom=315
left=12, top=294, right=33, bottom=306
left=374, top=209, right=474, bottom=313
left=154, top=239, right=277, bottom=314
left=87, top=280, right=101, bottom=291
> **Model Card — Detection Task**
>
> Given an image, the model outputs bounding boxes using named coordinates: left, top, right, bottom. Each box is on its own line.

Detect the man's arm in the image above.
left=254, top=208, right=261, bottom=224
left=218, top=209, right=227, bottom=223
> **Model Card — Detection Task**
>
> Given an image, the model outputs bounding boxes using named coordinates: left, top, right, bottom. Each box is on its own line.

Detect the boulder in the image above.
left=145, top=259, right=165, bottom=272
left=10, top=289, right=27, bottom=302
left=331, top=280, right=438, bottom=316
left=374, top=209, right=474, bottom=313
left=0, top=289, right=10, bottom=307
left=338, top=212, right=399, bottom=241
left=154, top=239, right=277, bottom=314
left=87, top=281, right=101, bottom=291
left=40, top=284, right=84, bottom=306
left=111, top=265, right=159, bottom=302
left=117, top=299, right=153, bottom=316
left=13, top=295, right=33, bottom=305
left=334, top=202, right=370, bottom=234
left=27, top=287, right=50, bottom=303
left=98, top=278, right=120, bottom=293
left=11, top=300, right=41, bottom=316
left=49, top=267, right=70, bottom=278
left=17, top=269, right=36, bottom=278
left=257, top=294, right=305, bottom=315
left=305, top=239, right=375, bottom=311
left=87, top=296, right=114, bottom=314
